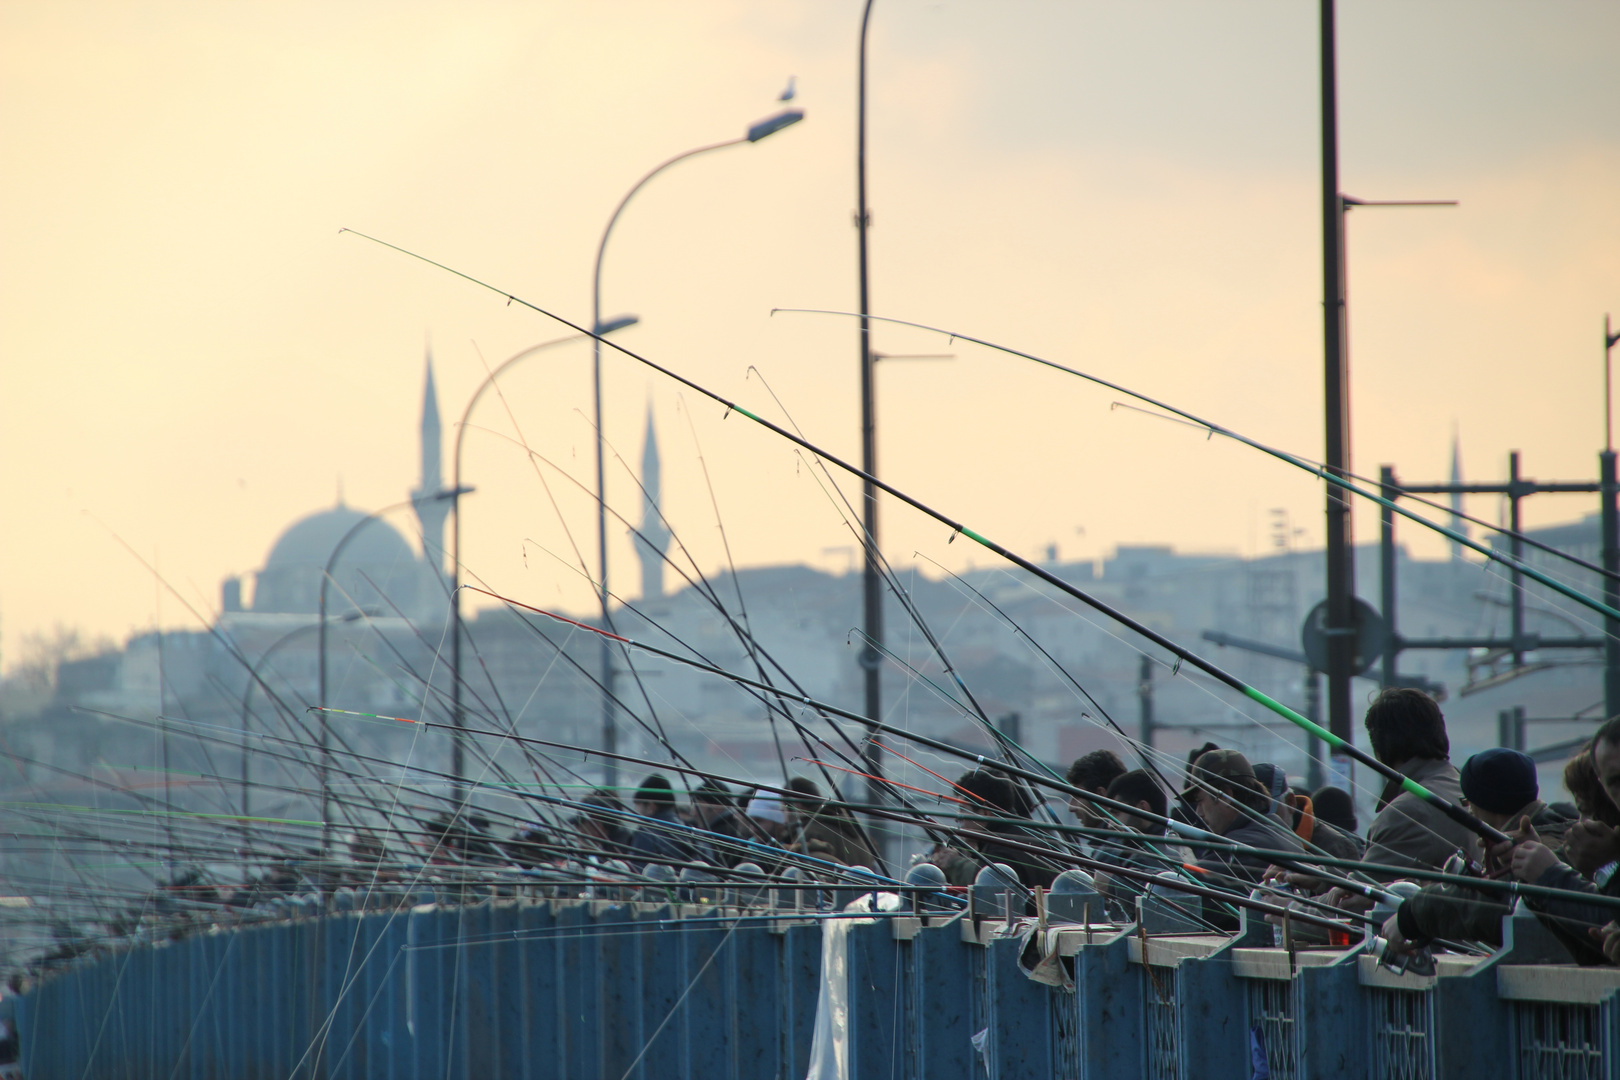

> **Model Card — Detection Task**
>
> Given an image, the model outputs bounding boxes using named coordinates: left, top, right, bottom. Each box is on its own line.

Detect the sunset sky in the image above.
left=1, top=0, right=1616, bottom=661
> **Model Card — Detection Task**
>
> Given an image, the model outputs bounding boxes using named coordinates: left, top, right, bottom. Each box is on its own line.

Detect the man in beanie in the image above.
left=1186, top=749, right=1304, bottom=930
left=1381, top=747, right=1575, bottom=952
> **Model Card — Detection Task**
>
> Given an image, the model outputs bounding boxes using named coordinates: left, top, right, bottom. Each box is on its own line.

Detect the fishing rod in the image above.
left=778, top=308, right=1620, bottom=597
left=340, top=230, right=1517, bottom=852
left=742, top=363, right=1060, bottom=807
left=311, top=705, right=956, bottom=879
left=451, top=585, right=1514, bottom=904
left=467, top=422, right=944, bottom=859
left=920, top=553, right=1180, bottom=793
left=322, top=656, right=1381, bottom=920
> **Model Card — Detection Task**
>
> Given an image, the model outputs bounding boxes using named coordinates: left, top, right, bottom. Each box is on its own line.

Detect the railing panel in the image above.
left=19, top=909, right=1620, bottom=1079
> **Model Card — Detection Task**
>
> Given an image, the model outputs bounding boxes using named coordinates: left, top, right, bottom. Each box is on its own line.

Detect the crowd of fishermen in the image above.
left=408, top=686, right=1620, bottom=969
left=17, top=687, right=1620, bottom=992
left=510, top=685, right=1620, bottom=968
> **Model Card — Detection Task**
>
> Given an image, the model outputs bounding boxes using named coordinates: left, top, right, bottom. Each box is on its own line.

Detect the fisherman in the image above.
left=1499, top=718, right=1620, bottom=965
left=690, top=780, right=750, bottom=866
left=1561, top=748, right=1620, bottom=879
left=1064, top=749, right=1127, bottom=830
left=1358, top=689, right=1479, bottom=874
left=742, top=789, right=792, bottom=844
left=783, top=777, right=878, bottom=869
left=572, top=788, right=635, bottom=860
left=1311, top=785, right=1359, bottom=836
left=1184, top=749, right=1304, bottom=930
left=927, top=768, right=1058, bottom=889
left=1087, top=769, right=1187, bottom=909
left=1253, top=764, right=1362, bottom=861
left=1379, top=748, right=1575, bottom=952
left=628, top=774, right=711, bottom=871
left=501, top=822, right=553, bottom=870
left=1310, top=690, right=1477, bottom=913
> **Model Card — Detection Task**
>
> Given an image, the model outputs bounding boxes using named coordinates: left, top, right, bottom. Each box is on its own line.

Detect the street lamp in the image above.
left=238, top=610, right=365, bottom=860
left=590, top=106, right=804, bottom=792
left=447, top=327, right=635, bottom=805
left=855, top=0, right=884, bottom=855
left=317, top=497, right=438, bottom=853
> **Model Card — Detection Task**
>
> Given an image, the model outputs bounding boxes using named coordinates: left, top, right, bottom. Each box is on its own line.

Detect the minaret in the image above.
left=1447, top=428, right=1468, bottom=561
left=634, top=405, right=672, bottom=601
left=413, top=350, right=450, bottom=577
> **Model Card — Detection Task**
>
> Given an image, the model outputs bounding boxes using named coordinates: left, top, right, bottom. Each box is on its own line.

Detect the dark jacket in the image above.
left=1197, top=812, right=1306, bottom=882
left=939, top=822, right=1060, bottom=890
left=1308, top=820, right=1365, bottom=863
left=1194, top=811, right=1304, bottom=932
left=696, top=807, right=752, bottom=867
left=628, top=806, right=712, bottom=870
left=1364, top=758, right=1480, bottom=878
left=1091, top=833, right=1191, bottom=908
left=1523, top=859, right=1620, bottom=965
left=794, top=807, right=879, bottom=870
left=1396, top=801, right=1577, bottom=947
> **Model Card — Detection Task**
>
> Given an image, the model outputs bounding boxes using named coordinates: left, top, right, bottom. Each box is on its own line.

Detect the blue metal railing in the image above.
left=11, top=900, right=1620, bottom=1079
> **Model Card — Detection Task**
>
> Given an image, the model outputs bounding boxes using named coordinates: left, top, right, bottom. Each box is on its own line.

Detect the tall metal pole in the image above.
left=1319, top=0, right=1355, bottom=762
left=1379, top=465, right=1398, bottom=689
left=855, top=0, right=887, bottom=859
left=1602, top=451, right=1619, bottom=722
left=1508, top=450, right=1526, bottom=669
left=1605, top=318, right=1619, bottom=722
left=1137, top=654, right=1155, bottom=754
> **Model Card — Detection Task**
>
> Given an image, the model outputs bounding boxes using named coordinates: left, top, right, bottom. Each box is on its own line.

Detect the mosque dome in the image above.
left=252, top=505, right=424, bottom=616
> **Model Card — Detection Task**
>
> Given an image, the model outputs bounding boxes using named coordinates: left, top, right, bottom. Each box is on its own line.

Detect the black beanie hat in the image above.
left=634, top=774, right=677, bottom=807
left=1459, top=748, right=1538, bottom=815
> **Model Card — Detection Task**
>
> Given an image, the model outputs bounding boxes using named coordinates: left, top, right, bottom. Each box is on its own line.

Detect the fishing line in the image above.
left=743, top=362, right=1045, bottom=792
left=773, top=307, right=1620, bottom=609
left=473, top=418, right=890, bottom=819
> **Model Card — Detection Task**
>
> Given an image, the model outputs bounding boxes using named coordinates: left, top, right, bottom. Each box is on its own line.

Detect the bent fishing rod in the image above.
left=343, top=230, right=1513, bottom=849
left=779, top=308, right=1620, bottom=607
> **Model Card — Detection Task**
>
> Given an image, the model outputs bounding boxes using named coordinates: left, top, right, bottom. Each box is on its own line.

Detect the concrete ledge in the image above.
left=1052, top=925, right=1125, bottom=956
left=1496, top=964, right=1620, bottom=1004
left=1231, top=947, right=1349, bottom=980
left=1357, top=952, right=1479, bottom=990
left=1127, top=933, right=1227, bottom=967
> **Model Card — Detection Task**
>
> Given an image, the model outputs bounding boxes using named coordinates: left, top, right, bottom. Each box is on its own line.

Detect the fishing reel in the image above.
left=1442, top=850, right=1487, bottom=880
left=1368, top=931, right=1437, bottom=978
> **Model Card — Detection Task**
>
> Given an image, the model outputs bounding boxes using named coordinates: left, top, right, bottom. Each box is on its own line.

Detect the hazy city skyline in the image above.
left=2, top=0, right=1616, bottom=661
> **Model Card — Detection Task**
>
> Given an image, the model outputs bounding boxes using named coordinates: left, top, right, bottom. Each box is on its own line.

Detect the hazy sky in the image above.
left=2, top=1, right=1616, bottom=660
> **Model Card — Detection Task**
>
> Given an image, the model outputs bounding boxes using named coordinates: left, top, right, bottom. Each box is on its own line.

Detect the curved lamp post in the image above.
left=317, top=497, right=441, bottom=853
left=238, top=610, right=365, bottom=859
left=591, top=106, right=804, bottom=791
left=445, top=327, right=636, bottom=805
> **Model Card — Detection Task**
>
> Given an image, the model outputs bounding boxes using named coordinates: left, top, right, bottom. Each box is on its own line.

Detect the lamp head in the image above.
left=593, top=314, right=639, bottom=336
left=746, top=108, right=804, bottom=143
